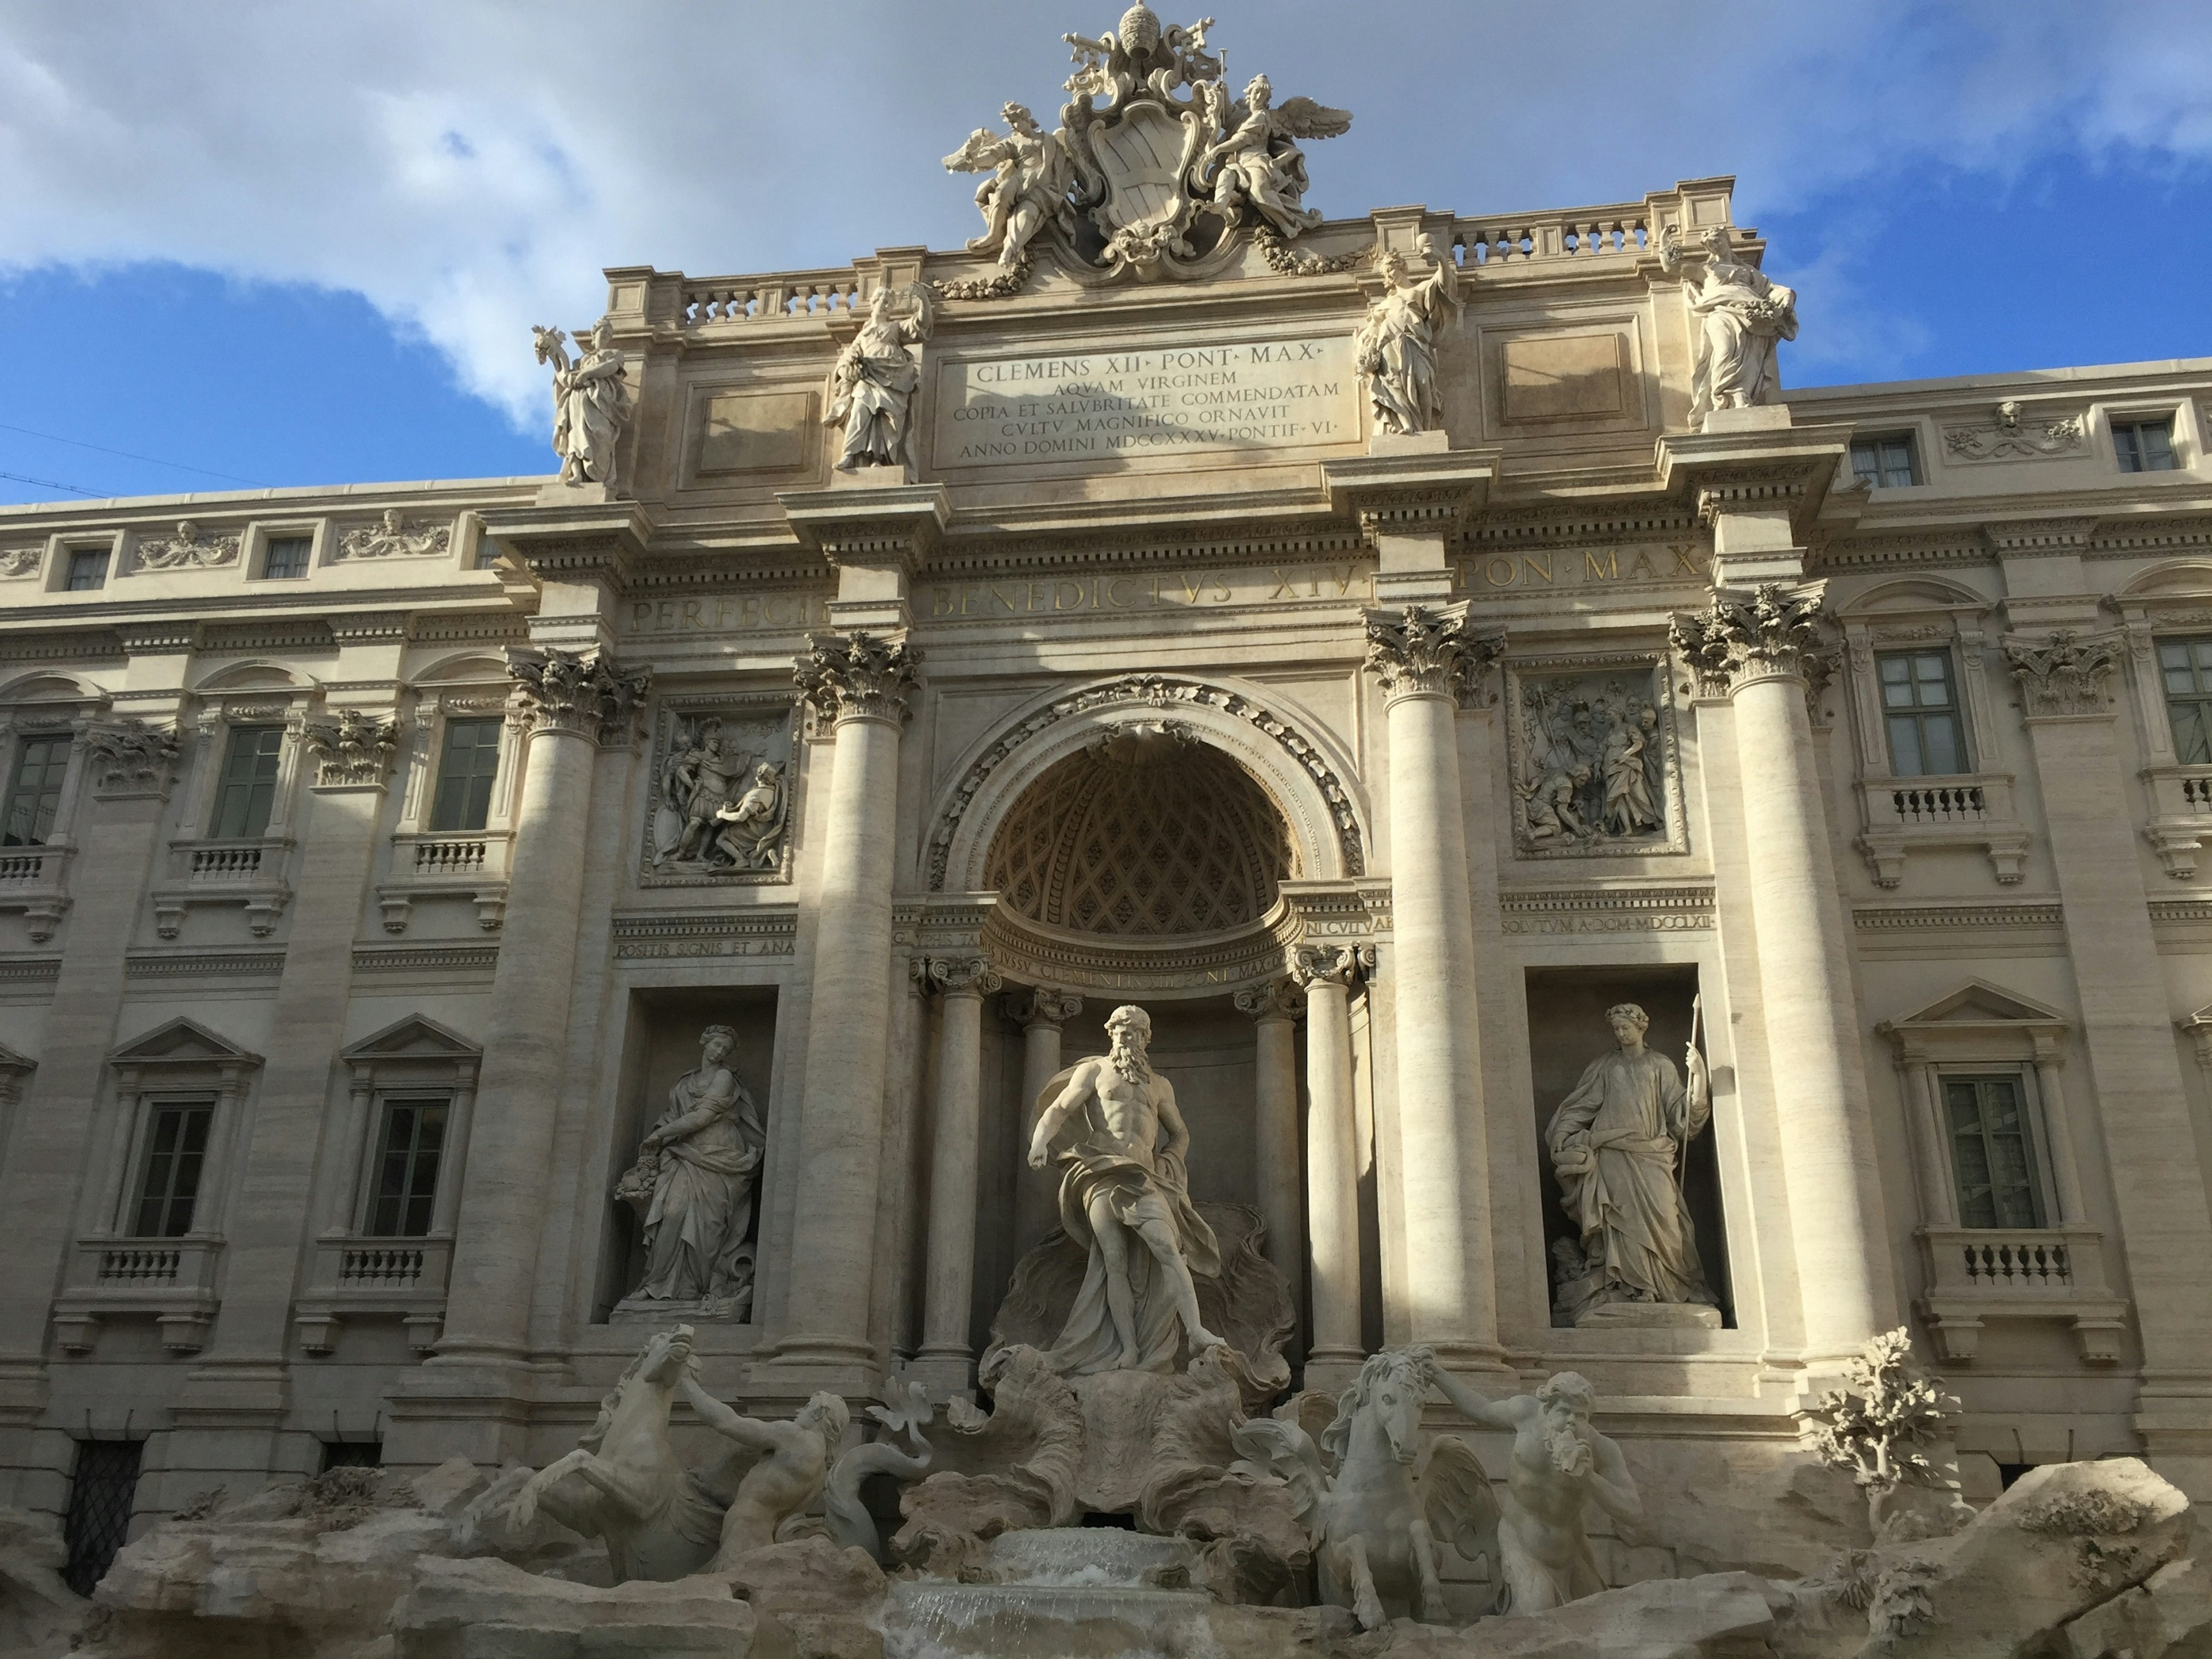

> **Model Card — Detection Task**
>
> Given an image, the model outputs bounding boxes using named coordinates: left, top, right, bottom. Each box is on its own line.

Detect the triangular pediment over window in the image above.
left=1881, top=979, right=2069, bottom=1035
left=0, top=1039, right=33, bottom=1075
left=109, top=1016, right=261, bottom=1068
left=340, top=1014, right=481, bottom=1063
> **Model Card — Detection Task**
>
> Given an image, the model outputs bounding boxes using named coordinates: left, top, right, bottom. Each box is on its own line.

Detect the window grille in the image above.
left=62, top=1439, right=142, bottom=1596
left=320, top=1440, right=382, bottom=1471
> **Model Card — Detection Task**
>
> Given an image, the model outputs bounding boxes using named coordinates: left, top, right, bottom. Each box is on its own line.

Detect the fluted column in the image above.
left=1365, top=605, right=1505, bottom=1369
left=437, top=649, right=647, bottom=1368
left=1006, top=989, right=1082, bottom=1254
left=915, top=956, right=1002, bottom=1392
left=1234, top=979, right=1303, bottom=1298
left=1296, top=944, right=1369, bottom=1385
left=770, top=631, right=920, bottom=1390
left=1673, top=585, right=1895, bottom=1365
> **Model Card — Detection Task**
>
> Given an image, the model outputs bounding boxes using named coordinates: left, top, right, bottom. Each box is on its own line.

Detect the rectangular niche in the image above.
left=1522, top=965, right=1733, bottom=1328
left=1505, top=654, right=1688, bottom=859
left=594, top=986, right=779, bottom=1326
left=639, top=695, right=801, bottom=887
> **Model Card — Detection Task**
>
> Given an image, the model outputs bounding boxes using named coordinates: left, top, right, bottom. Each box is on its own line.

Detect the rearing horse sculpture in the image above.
left=485, top=1325, right=726, bottom=1583
left=1230, top=1346, right=1497, bottom=1630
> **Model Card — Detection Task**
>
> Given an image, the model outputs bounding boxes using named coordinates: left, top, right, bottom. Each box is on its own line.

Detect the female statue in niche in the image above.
left=615, top=1024, right=766, bottom=1320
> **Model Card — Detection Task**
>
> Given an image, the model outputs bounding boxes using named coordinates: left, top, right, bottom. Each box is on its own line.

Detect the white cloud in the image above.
left=1, top=0, right=2205, bottom=425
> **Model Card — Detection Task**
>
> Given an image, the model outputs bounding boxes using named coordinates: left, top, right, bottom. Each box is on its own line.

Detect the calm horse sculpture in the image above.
left=1231, top=1346, right=1497, bottom=1629
left=495, top=1325, right=726, bottom=1582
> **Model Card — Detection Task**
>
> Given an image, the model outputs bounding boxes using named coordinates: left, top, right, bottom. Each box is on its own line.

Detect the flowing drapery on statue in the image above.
left=1543, top=1002, right=1715, bottom=1316
left=1026, top=1004, right=1225, bottom=1374
left=615, top=1024, right=765, bottom=1319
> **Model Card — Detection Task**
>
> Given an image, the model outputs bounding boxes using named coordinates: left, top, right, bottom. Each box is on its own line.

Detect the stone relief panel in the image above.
left=641, top=696, right=800, bottom=886
left=335, top=510, right=452, bottom=560
left=1505, top=656, right=1687, bottom=859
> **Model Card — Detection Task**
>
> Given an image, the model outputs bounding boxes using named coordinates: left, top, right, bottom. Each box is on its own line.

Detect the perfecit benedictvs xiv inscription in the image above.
left=933, top=335, right=1358, bottom=470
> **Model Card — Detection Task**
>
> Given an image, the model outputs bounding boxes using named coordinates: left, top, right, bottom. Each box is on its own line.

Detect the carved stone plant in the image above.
left=1804, top=1325, right=1972, bottom=1543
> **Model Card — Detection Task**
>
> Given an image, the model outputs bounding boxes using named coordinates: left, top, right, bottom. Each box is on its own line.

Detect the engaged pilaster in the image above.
left=768, top=628, right=921, bottom=1395
left=1363, top=604, right=1507, bottom=1372
left=1292, top=943, right=1372, bottom=1386
left=1006, top=988, right=1082, bottom=1253
left=1234, top=979, right=1304, bottom=1302
left=1671, top=583, right=1896, bottom=1366
left=915, top=955, right=1003, bottom=1395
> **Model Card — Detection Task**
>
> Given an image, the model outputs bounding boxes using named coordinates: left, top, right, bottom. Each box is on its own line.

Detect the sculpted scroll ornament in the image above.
left=301, top=711, right=397, bottom=789
left=533, top=319, right=632, bottom=490
left=1945, top=401, right=2086, bottom=462
left=338, top=510, right=451, bottom=560
left=503, top=646, right=650, bottom=746
left=793, top=630, right=922, bottom=725
left=84, top=721, right=180, bottom=797
left=1668, top=583, right=1834, bottom=695
left=137, top=520, right=240, bottom=571
left=1363, top=605, right=1506, bottom=704
left=2004, top=630, right=2119, bottom=718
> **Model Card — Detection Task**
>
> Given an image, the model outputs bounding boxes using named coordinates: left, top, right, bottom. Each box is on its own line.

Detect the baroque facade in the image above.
left=5, top=20, right=2212, bottom=1622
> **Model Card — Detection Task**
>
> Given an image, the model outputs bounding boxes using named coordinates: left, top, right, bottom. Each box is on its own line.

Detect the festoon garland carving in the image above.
left=793, top=630, right=923, bottom=726
left=927, top=672, right=1366, bottom=889
left=1668, top=583, right=1835, bottom=696
left=1362, top=605, right=1506, bottom=706
left=302, top=710, right=399, bottom=788
left=2002, top=630, right=2119, bottom=719
left=503, top=646, right=652, bottom=745
left=84, top=721, right=181, bottom=797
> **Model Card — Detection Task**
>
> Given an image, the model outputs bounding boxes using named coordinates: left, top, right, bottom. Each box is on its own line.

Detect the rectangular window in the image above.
left=1877, top=649, right=1969, bottom=776
left=429, top=719, right=502, bottom=833
left=1944, top=1075, right=2046, bottom=1230
left=209, top=725, right=285, bottom=839
left=260, top=535, right=312, bottom=579
left=65, top=548, right=108, bottom=591
left=130, top=1101, right=214, bottom=1238
left=62, top=1439, right=142, bottom=1597
left=2160, top=637, right=2212, bottom=764
left=320, top=1440, right=382, bottom=1472
left=3, top=734, right=70, bottom=847
left=1851, top=433, right=1919, bottom=488
left=366, top=1098, right=446, bottom=1237
left=2114, top=416, right=2179, bottom=474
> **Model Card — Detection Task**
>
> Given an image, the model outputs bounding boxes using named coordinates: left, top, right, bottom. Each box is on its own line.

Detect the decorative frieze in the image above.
left=2002, top=630, right=2119, bottom=720
left=302, top=711, right=397, bottom=789
left=1942, top=403, right=2085, bottom=462
left=1668, top=582, right=1834, bottom=695
left=793, top=630, right=921, bottom=726
left=135, top=520, right=240, bottom=571
left=84, top=721, right=179, bottom=798
left=609, top=908, right=798, bottom=962
left=1363, top=605, right=1506, bottom=706
left=352, top=944, right=501, bottom=975
left=1497, top=885, right=1714, bottom=935
left=503, top=646, right=650, bottom=745
left=0, top=548, right=40, bottom=578
left=336, top=510, right=452, bottom=560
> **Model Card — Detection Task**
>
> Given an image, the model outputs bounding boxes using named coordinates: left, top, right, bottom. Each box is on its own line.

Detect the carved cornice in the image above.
left=327, top=611, right=413, bottom=644
left=116, top=620, right=200, bottom=656
left=927, top=522, right=1362, bottom=577
left=929, top=674, right=1366, bottom=889
left=1983, top=517, right=2099, bottom=558
left=1233, top=978, right=1301, bottom=1021
left=608, top=907, right=798, bottom=962
left=925, top=955, right=1004, bottom=998
left=779, top=483, right=950, bottom=574
left=1363, top=605, right=1506, bottom=707
left=508, top=534, right=638, bottom=590
left=302, top=710, right=398, bottom=789
left=84, top=720, right=180, bottom=800
left=1694, top=470, right=1811, bottom=527
left=1291, top=943, right=1372, bottom=988
left=1003, top=987, right=1083, bottom=1029
left=1462, top=506, right=1700, bottom=548
left=1497, top=885, right=1715, bottom=935
left=1668, top=582, right=1834, bottom=695
left=1357, top=490, right=1470, bottom=544
left=2002, top=629, right=2119, bottom=721
left=793, top=629, right=921, bottom=726
left=503, top=646, right=650, bottom=745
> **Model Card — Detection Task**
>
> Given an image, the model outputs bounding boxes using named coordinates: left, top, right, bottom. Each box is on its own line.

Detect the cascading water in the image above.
left=879, top=1528, right=1222, bottom=1658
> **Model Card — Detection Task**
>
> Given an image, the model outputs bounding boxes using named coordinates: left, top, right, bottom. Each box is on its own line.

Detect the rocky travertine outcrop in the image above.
left=0, top=1508, right=84, bottom=1659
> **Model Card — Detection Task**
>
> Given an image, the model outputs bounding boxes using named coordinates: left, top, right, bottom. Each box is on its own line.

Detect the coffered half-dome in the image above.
left=983, top=727, right=1296, bottom=937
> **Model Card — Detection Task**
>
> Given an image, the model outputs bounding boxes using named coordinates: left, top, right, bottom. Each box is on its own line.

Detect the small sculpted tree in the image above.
left=1806, top=1327, right=1972, bottom=1543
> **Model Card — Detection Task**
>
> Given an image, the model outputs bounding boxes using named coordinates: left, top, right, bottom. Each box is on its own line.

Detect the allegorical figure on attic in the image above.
left=1195, top=73, right=1351, bottom=238
left=532, top=317, right=631, bottom=489
left=824, top=286, right=933, bottom=472
left=943, top=103, right=1074, bottom=270
left=1027, top=1003, right=1227, bottom=1373
left=1684, top=226, right=1798, bottom=424
left=1355, top=234, right=1460, bottom=435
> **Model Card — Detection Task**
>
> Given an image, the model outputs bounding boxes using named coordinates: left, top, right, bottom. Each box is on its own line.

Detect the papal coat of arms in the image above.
left=942, top=3, right=1351, bottom=285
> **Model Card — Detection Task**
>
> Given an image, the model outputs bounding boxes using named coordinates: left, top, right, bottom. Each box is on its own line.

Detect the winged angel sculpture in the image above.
left=942, top=5, right=1350, bottom=284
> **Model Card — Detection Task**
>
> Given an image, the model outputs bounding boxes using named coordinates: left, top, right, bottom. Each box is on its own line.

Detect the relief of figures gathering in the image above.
left=1513, top=672, right=1669, bottom=851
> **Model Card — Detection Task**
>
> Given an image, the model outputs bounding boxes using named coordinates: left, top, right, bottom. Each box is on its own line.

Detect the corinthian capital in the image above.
left=1363, top=605, right=1506, bottom=707
left=1669, top=582, right=1834, bottom=696
left=503, top=646, right=650, bottom=745
left=302, top=710, right=397, bottom=789
left=2002, top=629, right=2119, bottom=721
left=84, top=720, right=181, bottom=800
left=794, top=630, right=922, bottom=726
left=1233, top=979, right=1301, bottom=1022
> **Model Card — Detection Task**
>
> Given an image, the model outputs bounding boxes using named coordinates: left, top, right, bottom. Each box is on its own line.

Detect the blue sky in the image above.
left=2, top=1, right=2208, bottom=506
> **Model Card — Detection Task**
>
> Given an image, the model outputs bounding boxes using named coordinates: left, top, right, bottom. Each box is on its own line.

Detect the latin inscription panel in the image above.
left=932, top=334, right=1359, bottom=472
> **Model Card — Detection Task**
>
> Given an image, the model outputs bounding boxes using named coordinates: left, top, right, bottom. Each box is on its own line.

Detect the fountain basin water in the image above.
left=880, top=1527, right=1218, bottom=1658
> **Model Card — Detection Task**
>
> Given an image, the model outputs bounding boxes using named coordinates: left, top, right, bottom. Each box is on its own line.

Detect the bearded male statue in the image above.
left=1025, top=1003, right=1226, bottom=1373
